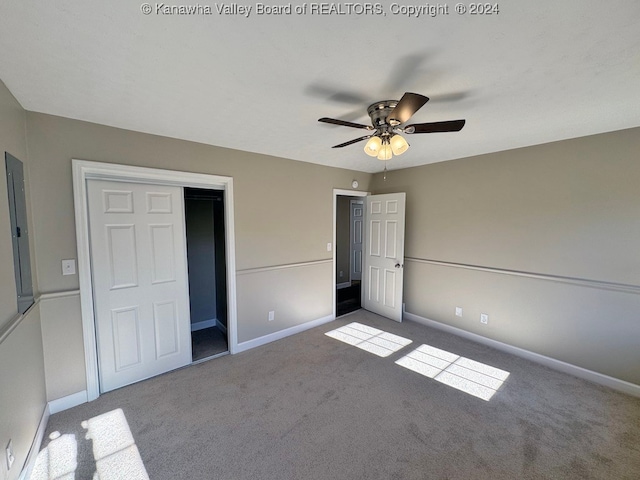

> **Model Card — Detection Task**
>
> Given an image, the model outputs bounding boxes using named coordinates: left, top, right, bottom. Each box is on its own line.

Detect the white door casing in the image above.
left=332, top=189, right=368, bottom=320
left=74, top=160, right=238, bottom=402
left=87, top=179, right=192, bottom=392
left=350, top=200, right=364, bottom=281
left=362, top=193, right=406, bottom=322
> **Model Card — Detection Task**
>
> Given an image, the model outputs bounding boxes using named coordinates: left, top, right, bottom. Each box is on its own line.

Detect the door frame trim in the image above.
left=73, top=159, right=239, bottom=401
left=332, top=189, right=368, bottom=319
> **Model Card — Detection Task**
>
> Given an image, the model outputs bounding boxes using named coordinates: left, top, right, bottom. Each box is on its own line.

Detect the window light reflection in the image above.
left=325, top=322, right=412, bottom=357
left=396, top=344, right=510, bottom=401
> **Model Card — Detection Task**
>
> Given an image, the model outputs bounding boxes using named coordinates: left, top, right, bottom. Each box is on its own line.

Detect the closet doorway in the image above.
left=184, top=188, right=229, bottom=362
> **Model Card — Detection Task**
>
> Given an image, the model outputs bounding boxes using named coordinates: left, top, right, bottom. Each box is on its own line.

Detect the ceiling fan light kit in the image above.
left=390, top=134, right=409, bottom=156
left=364, top=135, right=382, bottom=157
left=319, top=92, right=466, bottom=166
left=377, top=141, right=393, bottom=161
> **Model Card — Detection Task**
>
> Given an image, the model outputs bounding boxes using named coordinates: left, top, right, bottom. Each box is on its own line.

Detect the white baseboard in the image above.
left=336, top=282, right=351, bottom=290
left=18, top=404, right=50, bottom=480
left=403, top=311, right=640, bottom=398
left=191, top=318, right=218, bottom=332
left=48, top=390, right=88, bottom=415
left=216, top=319, right=228, bottom=334
left=236, top=314, right=334, bottom=353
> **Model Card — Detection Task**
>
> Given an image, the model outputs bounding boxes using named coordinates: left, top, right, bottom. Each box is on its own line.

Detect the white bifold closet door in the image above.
left=363, top=193, right=406, bottom=322
left=87, top=179, right=192, bottom=393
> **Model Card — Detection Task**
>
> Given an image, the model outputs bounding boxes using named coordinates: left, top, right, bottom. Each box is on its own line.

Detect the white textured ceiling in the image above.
left=1, top=1, right=639, bottom=173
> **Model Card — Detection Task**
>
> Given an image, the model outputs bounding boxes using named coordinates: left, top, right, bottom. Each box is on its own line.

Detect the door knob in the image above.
left=395, top=263, right=403, bottom=268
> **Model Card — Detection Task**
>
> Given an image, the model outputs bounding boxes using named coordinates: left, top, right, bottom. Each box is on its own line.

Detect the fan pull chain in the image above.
left=383, top=163, right=387, bottom=181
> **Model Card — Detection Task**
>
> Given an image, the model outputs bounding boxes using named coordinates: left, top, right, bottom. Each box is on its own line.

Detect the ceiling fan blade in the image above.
left=318, top=117, right=373, bottom=130
left=405, top=119, right=466, bottom=134
left=387, top=92, right=429, bottom=125
left=306, top=84, right=370, bottom=105
left=332, top=135, right=372, bottom=148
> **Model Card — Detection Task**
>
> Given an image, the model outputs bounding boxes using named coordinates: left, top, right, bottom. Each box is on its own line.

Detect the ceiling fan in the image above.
left=318, top=92, right=465, bottom=161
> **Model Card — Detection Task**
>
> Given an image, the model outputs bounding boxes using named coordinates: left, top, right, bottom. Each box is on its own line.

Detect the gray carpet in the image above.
left=41, top=310, right=640, bottom=479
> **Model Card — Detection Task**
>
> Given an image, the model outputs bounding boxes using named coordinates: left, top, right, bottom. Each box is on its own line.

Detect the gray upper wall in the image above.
left=0, top=79, right=29, bottom=327
left=25, top=112, right=372, bottom=294
left=372, top=127, right=640, bottom=285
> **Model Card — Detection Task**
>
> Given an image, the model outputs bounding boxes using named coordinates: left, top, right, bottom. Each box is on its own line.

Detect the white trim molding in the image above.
left=0, top=310, right=27, bottom=346
left=72, top=159, right=239, bottom=401
left=0, top=298, right=40, bottom=345
left=236, top=314, right=334, bottom=353
left=237, top=259, right=332, bottom=276
left=18, top=404, right=50, bottom=480
left=1, top=291, right=80, bottom=345
left=39, top=290, right=81, bottom=301
left=333, top=189, right=369, bottom=320
left=48, top=390, right=89, bottom=415
left=403, top=310, right=640, bottom=398
left=405, top=257, right=640, bottom=295
left=336, top=281, right=351, bottom=290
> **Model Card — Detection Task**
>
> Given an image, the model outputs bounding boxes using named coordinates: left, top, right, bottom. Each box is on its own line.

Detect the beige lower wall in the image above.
left=372, top=127, right=640, bottom=387
left=236, top=261, right=333, bottom=344
left=38, top=260, right=335, bottom=401
left=0, top=304, right=46, bottom=480
left=404, top=261, right=640, bottom=385
left=39, top=293, right=86, bottom=401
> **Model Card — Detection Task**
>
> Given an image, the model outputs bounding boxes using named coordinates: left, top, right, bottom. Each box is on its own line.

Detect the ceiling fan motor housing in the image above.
left=367, top=100, right=400, bottom=132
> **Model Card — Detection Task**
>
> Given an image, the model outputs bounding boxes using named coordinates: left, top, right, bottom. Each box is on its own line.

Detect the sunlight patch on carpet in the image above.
left=396, top=344, right=510, bottom=400
left=83, top=408, right=149, bottom=480
left=30, top=409, right=149, bottom=480
left=325, top=322, right=412, bottom=357
left=30, top=432, right=78, bottom=479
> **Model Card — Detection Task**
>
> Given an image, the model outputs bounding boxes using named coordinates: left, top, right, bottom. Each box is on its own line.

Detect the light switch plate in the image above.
left=327, top=243, right=332, bottom=252
left=62, top=259, right=76, bottom=275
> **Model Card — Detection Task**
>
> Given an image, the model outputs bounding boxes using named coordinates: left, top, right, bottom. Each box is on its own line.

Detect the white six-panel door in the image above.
left=350, top=200, right=363, bottom=282
left=363, top=193, right=406, bottom=322
left=87, top=179, right=192, bottom=392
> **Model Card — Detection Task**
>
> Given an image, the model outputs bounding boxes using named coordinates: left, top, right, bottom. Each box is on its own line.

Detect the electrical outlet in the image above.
left=480, top=313, right=489, bottom=324
left=455, top=307, right=463, bottom=317
left=5, top=439, right=14, bottom=471
left=339, top=271, right=343, bottom=278
left=268, top=311, right=275, bottom=321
